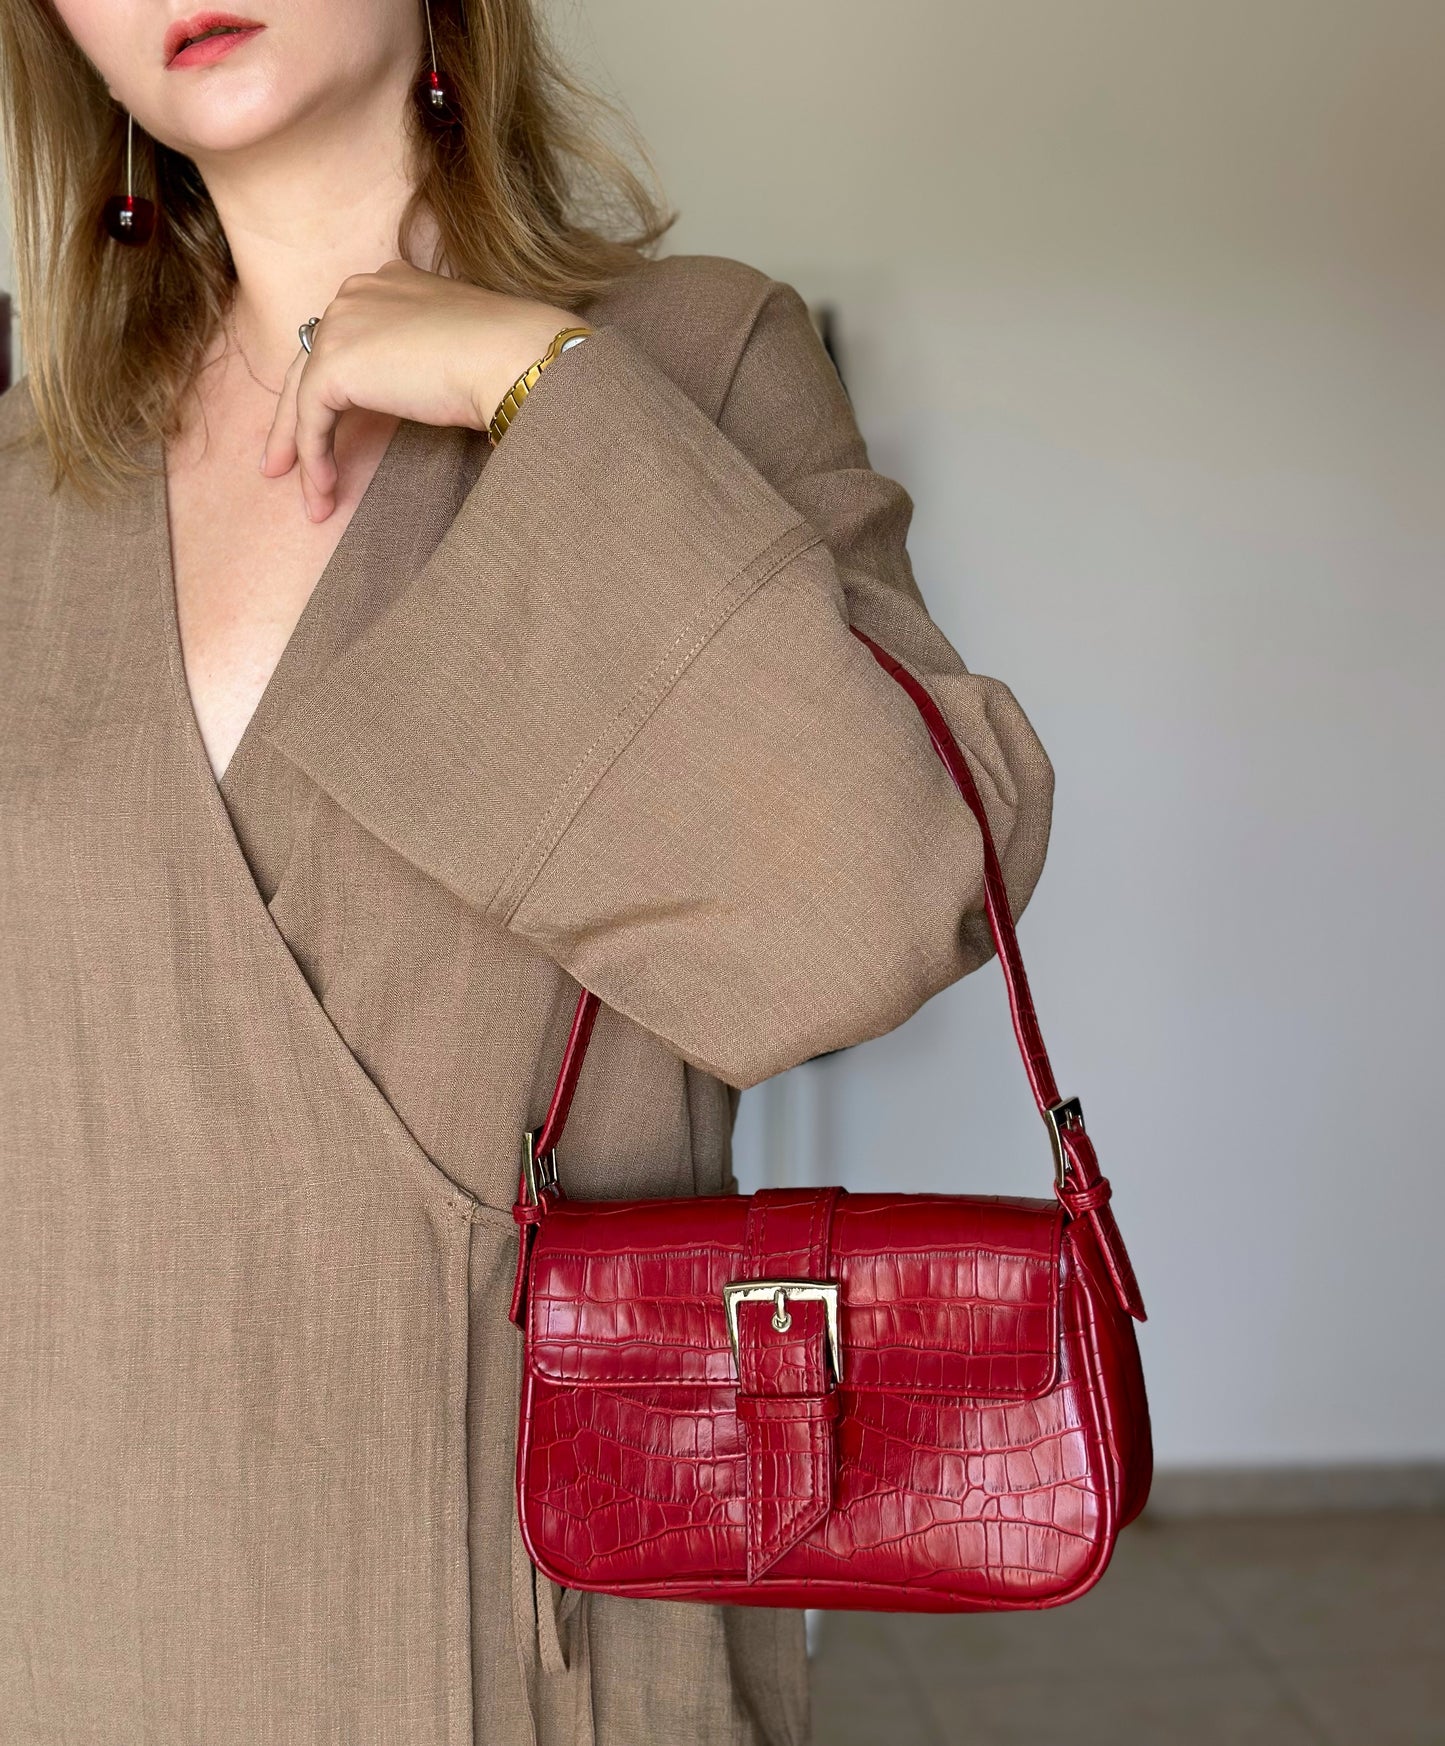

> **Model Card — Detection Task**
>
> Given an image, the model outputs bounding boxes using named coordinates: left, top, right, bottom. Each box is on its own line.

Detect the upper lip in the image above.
left=164, top=12, right=264, bottom=65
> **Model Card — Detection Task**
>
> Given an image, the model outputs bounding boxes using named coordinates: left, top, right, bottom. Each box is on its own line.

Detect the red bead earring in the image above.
left=102, top=110, right=157, bottom=245
left=414, top=0, right=459, bottom=127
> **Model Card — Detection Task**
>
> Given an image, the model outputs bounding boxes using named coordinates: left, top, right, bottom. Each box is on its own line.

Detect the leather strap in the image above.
left=733, top=1187, right=842, bottom=1581
left=519, top=624, right=1145, bottom=1323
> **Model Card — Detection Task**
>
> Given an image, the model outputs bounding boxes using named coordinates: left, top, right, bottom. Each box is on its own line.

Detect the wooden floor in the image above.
left=809, top=1510, right=1445, bottom=1744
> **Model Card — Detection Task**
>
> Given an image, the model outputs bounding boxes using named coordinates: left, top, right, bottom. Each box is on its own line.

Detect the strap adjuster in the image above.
left=1044, top=1096, right=1085, bottom=1188
left=520, top=1125, right=559, bottom=1206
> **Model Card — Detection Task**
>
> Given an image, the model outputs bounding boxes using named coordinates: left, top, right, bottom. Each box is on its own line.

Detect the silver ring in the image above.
left=298, top=316, right=321, bottom=355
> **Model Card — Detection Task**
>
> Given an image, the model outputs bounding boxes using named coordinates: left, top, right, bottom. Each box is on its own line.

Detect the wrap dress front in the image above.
left=0, top=250, right=1057, bottom=1744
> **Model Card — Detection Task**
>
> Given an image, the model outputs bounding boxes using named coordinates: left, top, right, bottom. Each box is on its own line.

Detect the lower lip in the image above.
left=168, top=26, right=264, bottom=69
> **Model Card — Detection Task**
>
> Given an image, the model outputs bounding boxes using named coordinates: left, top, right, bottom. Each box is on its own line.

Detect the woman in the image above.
left=0, top=1, right=1056, bottom=1741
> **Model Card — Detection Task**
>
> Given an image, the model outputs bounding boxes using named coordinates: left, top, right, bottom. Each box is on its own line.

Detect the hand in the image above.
left=258, top=257, right=583, bottom=522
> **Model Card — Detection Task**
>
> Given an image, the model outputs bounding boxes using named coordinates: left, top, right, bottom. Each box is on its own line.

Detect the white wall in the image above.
left=546, top=0, right=1445, bottom=1469
left=5, top=4, right=1441, bottom=1468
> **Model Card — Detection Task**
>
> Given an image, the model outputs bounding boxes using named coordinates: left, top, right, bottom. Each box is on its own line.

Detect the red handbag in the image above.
left=509, top=625, right=1151, bottom=1612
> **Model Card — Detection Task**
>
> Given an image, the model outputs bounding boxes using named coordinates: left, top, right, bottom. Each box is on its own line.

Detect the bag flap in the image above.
left=526, top=1192, right=1064, bottom=1402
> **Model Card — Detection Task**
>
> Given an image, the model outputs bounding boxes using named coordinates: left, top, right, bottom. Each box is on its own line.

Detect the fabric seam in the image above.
left=490, top=519, right=823, bottom=924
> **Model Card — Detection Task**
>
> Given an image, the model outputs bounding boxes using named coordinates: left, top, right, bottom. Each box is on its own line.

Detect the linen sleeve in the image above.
left=493, top=280, right=1054, bottom=1090
left=265, top=269, right=1055, bottom=1091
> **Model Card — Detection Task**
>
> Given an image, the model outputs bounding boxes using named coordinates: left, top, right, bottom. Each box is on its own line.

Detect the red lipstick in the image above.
left=164, top=12, right=265, bottom=68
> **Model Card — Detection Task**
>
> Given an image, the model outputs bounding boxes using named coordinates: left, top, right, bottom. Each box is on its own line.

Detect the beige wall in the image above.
left=4, top=4, right=1443, bottom=1467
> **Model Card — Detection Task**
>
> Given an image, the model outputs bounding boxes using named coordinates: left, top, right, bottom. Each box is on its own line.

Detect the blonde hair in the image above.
left=0, top=0, right=675, bottom=503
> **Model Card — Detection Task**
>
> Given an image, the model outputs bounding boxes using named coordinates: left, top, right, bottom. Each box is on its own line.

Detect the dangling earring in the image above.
left=102, top=110, right=157, bottom=246
left=414, top=0, right=459, bottom=127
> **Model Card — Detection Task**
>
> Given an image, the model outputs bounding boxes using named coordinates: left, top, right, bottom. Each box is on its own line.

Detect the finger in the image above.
left=259, top=349, right=306, bottom=478
left=293, top=366, right=350, bottom=522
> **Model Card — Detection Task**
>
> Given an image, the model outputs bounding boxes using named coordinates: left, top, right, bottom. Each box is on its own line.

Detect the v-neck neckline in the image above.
left=130, top=410, right=486, bottom=1224
left=153, top=409, right=426, bottom=800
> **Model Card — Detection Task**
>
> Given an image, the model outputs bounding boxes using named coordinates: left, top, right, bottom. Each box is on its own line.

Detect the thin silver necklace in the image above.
left=226, top=302, right=282, bottom=397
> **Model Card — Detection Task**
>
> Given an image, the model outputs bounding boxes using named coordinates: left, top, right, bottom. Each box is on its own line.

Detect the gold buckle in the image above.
left=1044, top=1096, right=1084, bottom=1188
left=722, top=1280, right=843, bottom=1384
left=520, top=1125, right=559, bottom=1206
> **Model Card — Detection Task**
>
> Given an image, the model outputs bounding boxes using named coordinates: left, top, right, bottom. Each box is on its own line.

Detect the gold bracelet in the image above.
left=488, top=325, right=595, bottom=447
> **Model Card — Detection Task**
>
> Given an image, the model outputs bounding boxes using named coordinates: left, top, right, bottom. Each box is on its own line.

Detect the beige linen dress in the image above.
left=0, top=251, right=1055, bottom=1744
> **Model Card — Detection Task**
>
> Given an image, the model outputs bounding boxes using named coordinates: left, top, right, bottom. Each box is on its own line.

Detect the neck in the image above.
left=194, top=65, right=446, bottom=384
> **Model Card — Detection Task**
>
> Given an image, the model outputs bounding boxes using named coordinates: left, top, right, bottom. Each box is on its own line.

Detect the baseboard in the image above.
left=1142, top=1460, right=1445, bottom=1518
left=799, top=1460, right=1442, bottom=1647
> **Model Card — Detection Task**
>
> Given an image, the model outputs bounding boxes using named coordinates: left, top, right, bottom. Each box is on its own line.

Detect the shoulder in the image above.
left=0, top=375, right=45, bottom=508
left=0, top=375, right=44, bottom=515
left=0, top=377, right=61, bottom=621
left=585, top=250, right=777, bottom=323
left=578, top=252, right=794, bottom=422
left=0, top=373, right=38, bottom=450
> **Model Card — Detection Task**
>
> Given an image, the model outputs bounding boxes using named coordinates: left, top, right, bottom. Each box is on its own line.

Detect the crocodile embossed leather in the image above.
left=509, top=625, right=1153, bottom=1612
